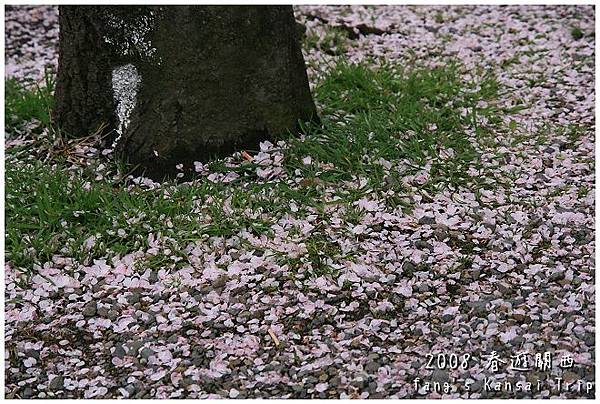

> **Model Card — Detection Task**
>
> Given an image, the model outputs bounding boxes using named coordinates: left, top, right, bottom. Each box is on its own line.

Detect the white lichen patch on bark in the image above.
left=103, top=11, right=159, bottom=62
left=111, top=64, right=140, bottom=147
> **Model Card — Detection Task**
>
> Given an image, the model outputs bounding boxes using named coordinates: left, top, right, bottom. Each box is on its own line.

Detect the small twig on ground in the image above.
left=241, top=151, right=254, bottom=161
left=268, top=327, right=281, bottom=347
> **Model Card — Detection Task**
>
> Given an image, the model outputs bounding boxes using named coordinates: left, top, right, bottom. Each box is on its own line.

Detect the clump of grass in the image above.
left=283, top=59, right=505, bottom=191
left=509, top=122, right=590, bottom=149
left=5, top=70, right=54, bottom=132
left=5, top=156, right=282, bottom=274
left=571, top=26, right=584, bottom=40
left=272, top=231, right=348, bottom=279
left=304, top=26, right=350, bottom=55
left=305, top=233, right=343, bottom=277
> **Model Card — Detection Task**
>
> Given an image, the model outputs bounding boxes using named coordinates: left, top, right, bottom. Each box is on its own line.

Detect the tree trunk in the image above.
left=53, top=6, right=318, bottom=180
left=53, top=6, right=118, bottom=138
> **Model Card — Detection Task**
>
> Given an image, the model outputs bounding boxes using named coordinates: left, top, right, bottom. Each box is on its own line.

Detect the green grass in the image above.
left=5, top=158, right=282, bottom=274
left=509, top=122, right=591, bottom=149
left=5, top=58, right=511, bottom=278
left=5, top=71, right=54, bottom=132
left=272, top=231, right=348, bottom=278
left=304, top=232, right=345, bottom=277
left=283, top=60, right=504, bottom=192
left=571, top=26, right=584, bottom=40
left=304, top=26, right=350, bottom=56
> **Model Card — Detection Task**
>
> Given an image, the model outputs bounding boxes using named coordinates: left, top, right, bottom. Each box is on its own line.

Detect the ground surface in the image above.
left=4, top=5, right=595, bottom=398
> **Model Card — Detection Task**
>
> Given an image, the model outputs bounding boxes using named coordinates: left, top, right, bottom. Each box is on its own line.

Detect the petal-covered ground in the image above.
left=5, top=5, right=595, bottom=398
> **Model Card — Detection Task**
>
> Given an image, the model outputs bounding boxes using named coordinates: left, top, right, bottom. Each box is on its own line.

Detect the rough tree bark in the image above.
left=53, top=6, right=118, bottom=138
left=53, top=6, right=318, bottom=180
